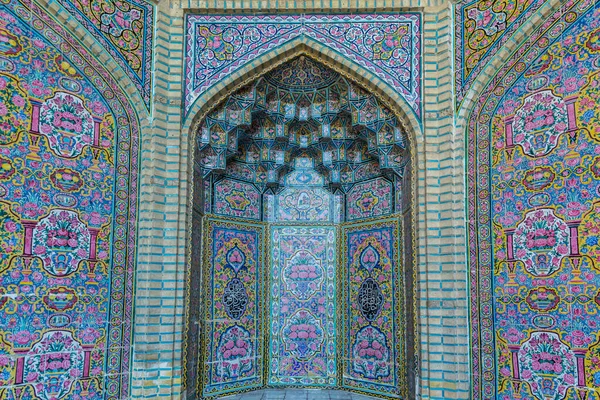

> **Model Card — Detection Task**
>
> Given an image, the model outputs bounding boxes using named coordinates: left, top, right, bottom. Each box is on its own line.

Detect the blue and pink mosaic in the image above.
left=184, top=14, right=422, bottom=119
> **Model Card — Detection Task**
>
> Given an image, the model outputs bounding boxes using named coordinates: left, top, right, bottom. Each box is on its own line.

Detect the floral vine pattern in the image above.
left=468, top=2, right=600, bottom=399
left=269, top=226, right=337, bottom=386
left=56, top=0, right=154, bottom=107
left=0, top=0, right=140, bottom=397
left=214, top=178, right=261, bottom=220
left=346, top=178, right=393, bottom=221
left=343, top=220, right=404, bottom=397
left=202, top=220, right=264, bottom=396
left=455, top=0, right=546, bottom=106
left=0, top=72, right=30, bottom=145
left=184, top=14, right=421, bottom=118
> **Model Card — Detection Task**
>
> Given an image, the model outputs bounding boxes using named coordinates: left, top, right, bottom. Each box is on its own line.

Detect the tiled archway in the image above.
left=185, top=55, right=417, bottom=399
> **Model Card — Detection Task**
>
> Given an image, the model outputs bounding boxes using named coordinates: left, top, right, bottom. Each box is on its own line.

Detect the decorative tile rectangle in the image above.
left=201, top=218, right=266, bottom=396
left=346, top=178, right=393, bottom=221
left=341, top=218, right=405, bottom=398
left=0, top=1, right=140, bottom=398
left=268, top=226, right=337, bottom=386
left=213, top=178, right=261, bottom=220
left=274, top=187, right=334, bottom=222
left=184, top=14, right=421, bottom=119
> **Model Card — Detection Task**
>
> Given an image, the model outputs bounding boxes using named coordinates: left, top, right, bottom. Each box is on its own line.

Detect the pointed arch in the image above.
left=183, top=34, right=420, bottom=399
left=463, top=1, right=600, bottom=399
left=1, top=1, right=146, bottom=398
left=183, top=35, right=422, bottom=149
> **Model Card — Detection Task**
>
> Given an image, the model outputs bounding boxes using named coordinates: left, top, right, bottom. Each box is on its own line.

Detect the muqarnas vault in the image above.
left=184, top=56, right=417, bottom=399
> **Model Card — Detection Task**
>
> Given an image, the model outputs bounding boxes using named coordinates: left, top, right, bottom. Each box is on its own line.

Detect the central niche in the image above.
left=188, top=56, right=415, bottom=399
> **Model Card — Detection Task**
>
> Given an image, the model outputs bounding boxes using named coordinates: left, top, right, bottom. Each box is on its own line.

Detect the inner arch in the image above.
left=183, top=37, right=422, bottom=140
left=186, top=55, right=416, bottom=400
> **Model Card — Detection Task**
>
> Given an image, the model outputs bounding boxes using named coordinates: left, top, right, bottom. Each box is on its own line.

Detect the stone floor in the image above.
left=219, top=389, right=381, bottom=399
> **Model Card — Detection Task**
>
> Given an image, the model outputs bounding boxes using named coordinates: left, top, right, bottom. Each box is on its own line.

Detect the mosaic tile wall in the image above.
left=467, top=0, right=600, bottom=398
left=200, top=218, right=266, bottom=397
left=198, top=205, right=406, bottom=397
left=268, top=226, right=337, bottom=386
left=0, top=0, right=140, bottom=398
left=184, top=14, right=422, bottom=120
left=346, top=178, right=394, bottom=222
left=0, top=0, right=479, bottom=398
left=342, top=218, right=405, bottom=398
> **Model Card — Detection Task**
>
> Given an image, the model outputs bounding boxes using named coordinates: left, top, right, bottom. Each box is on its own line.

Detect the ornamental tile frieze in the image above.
left=185, top=14, right=421, bottom=119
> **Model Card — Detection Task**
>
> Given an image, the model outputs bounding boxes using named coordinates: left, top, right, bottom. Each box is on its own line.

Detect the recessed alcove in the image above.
left=185, top=56, right=417, bottom=399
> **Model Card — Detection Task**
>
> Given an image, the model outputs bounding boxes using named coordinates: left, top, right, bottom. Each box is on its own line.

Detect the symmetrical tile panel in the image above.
left=184, top=14, right=422, bottom=119
left=0, top=0, right=141, bottom=398
left=467, top=1, right=600, bottom=398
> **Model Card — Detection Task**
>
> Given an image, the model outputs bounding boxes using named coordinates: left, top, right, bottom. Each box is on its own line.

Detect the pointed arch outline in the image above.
left=182, top=35, right=422, bottom=148
left=182, top=34, right=421, bottom=398
left=18, top=1, right=146, bottom=398
left=460, top=0, right=596, bottom=399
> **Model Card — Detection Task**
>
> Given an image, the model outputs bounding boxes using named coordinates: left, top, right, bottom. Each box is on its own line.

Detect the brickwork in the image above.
left=130, top=3, right=189, bottom=398
left=128, top=1, right=472, bottom=399
left=419, top=4, right=469, bottom=399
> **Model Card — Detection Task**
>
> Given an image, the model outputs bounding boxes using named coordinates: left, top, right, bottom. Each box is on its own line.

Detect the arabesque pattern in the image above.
left=455, top=0, right=545, bottom=106
left=468, top=1, right=600, bottom=398
left=269, top=226, right=337, bottom=386
left=0, top=0, right=139, bottom=397
left=185, top=14, right=421, bottom=118
left=201, top=219, right=265, bottom=397
left=342, top=218, right=404, bottom=398
left=346, top=178, right=393, bottom=221
left=56, top=0, right=154, bottom=107
left=214, top=178, right=261, bottom=220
